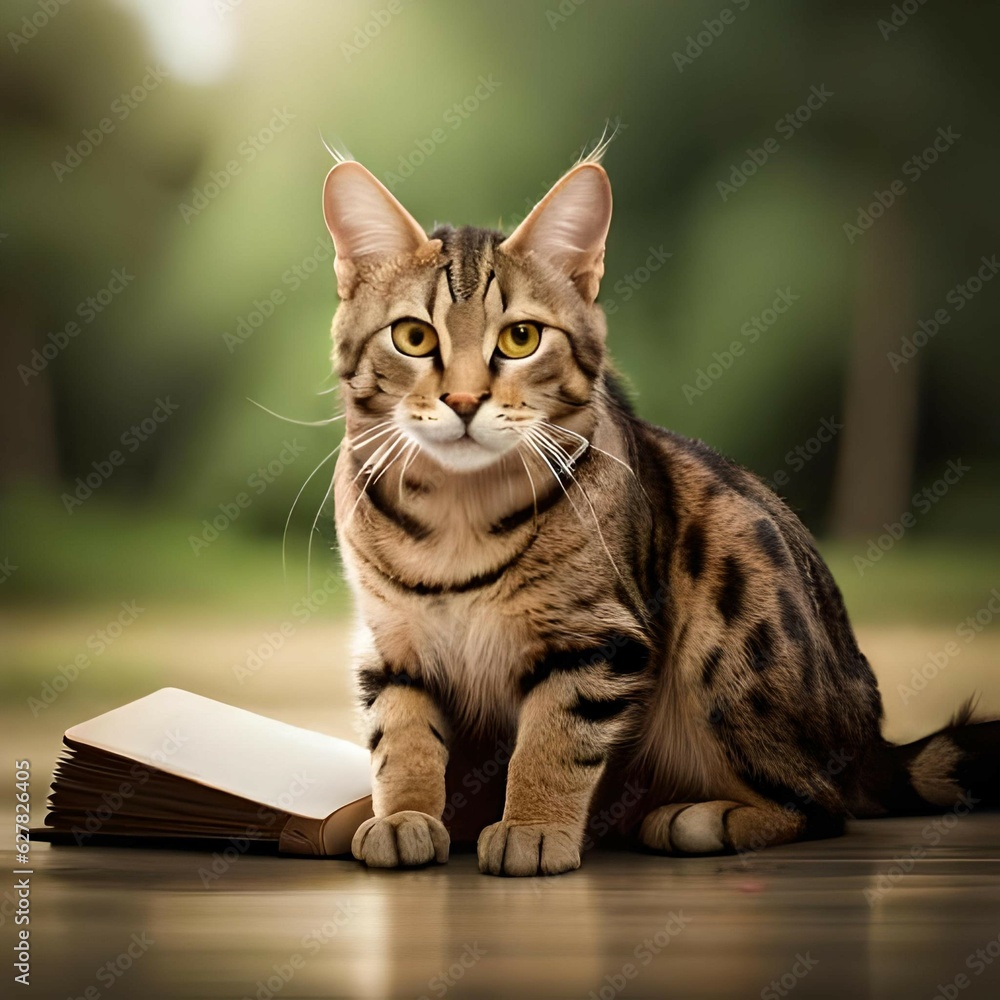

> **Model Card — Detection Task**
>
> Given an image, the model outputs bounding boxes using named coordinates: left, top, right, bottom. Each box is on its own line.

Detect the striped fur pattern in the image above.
left=322, top=159, right=998, bottom=876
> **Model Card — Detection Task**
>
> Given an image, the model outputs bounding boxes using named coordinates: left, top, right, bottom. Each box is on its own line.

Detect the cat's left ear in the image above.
left=500, top=163, right=612, bottom=304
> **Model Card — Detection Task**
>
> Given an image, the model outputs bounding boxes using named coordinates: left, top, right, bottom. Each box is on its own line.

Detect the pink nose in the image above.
left=441, top=391, right=489, bottom=420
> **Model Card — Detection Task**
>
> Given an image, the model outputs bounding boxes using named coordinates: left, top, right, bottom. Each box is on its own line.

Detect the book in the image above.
left=31, top=688, right=373, bottom=856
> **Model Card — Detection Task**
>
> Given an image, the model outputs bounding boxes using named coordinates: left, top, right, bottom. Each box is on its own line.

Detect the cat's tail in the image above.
left=859, top=698, right=1000, bottom=817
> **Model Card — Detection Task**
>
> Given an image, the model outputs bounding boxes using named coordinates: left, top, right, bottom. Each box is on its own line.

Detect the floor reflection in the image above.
left=13, top=815, right=1000, bottom=999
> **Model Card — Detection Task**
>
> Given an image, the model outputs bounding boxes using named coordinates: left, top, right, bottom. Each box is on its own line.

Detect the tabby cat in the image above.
left=321, top=152, right=997, bottom=876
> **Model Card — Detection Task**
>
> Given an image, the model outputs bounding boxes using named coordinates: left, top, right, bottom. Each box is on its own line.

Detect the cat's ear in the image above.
left=322, top=161, right=430, bottom=298
left=501, top=163, right=612, bottom=304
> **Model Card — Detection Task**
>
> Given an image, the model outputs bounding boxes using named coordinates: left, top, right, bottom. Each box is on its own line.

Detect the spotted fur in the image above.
left=320, top=158, right=999, bottom=876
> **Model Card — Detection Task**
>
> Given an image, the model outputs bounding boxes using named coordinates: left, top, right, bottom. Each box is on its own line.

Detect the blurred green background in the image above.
left=1, top=0, right=997, bottom=757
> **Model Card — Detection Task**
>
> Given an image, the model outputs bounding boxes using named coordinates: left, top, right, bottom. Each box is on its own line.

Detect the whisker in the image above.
left=347, top=431, right=403, bottom=524
left=247, top=397, right=345, bottom=427
left=540, top=421, right=591, bottom=464
left=397, top=440, right=420, bottom=505
left=349, top=421, right=396, bottom=451
left=306, top=468, right=338, bottom=592
left=543, top=419, right=649, bottom=502
left=282, top=443, right=342, bottom=585
left=529, top=427, right=575, bottom=474
left=370, top=435, right=411, bottom=488
left=349, top=432, right=400, bottom=488
left=515, top=448, right=539, bottom=528
left=542, top=421, right=638, bottom=475
left=587, top=443, right=636, bottom=473
left=529, top=427, right=626, bottom=585
left=521, top=433, right=586, bottom=530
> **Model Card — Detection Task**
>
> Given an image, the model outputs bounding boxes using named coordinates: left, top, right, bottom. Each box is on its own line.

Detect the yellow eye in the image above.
left=496, top=322, right=542, bottom=359
left=391, top=319, right=438, bottom=357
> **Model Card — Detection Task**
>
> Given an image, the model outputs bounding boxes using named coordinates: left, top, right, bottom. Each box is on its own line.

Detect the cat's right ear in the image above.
left=500, top=163, right=612, bottom=304
left=322, top=162, right=431, bottom=299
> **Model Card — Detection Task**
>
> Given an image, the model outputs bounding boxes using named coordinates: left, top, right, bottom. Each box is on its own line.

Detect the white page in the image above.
left=65, top=688, right=371, bottom=821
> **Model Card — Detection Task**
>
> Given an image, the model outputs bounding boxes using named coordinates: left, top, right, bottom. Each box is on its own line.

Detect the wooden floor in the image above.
left=10, top=815, right=1000, bottom=999
left=5, top=612, right=999, bottom=998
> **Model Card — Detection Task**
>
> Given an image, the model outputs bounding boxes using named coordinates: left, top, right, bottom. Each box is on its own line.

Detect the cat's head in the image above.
left=322, top=159, right=613, bottom=473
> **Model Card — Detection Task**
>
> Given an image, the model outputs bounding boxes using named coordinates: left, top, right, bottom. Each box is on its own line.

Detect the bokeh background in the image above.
left=2, top=0, right=998, bottom=779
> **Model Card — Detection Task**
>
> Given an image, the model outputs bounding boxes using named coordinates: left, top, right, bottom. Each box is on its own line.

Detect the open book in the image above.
left=32, top=688, right=373, bottom=856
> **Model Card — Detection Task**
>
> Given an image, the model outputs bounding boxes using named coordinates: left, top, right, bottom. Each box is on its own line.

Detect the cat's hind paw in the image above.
left=638, top=800, right=807, bottom=855
left=639, top=801, right=738, bottom=854
left=352, top=810, right=450, bottom=868
left=477, top=820, right=581, bottom=877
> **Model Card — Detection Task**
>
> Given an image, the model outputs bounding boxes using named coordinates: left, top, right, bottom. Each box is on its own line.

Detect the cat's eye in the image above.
left=391, top=319, right=438, bottom=357
left=496, top=322, right=542, bottom=359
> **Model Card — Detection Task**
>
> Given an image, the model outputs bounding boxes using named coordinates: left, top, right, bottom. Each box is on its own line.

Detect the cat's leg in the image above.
left=352, top=669, right=451, bottom=868
left=638, top=800, right=807, bottom=855
left=478, top=644, right=648, bottom=877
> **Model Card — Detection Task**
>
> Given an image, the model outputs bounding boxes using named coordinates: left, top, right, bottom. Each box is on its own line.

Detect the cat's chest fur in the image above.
left=350, top=576, right=537, bottom=733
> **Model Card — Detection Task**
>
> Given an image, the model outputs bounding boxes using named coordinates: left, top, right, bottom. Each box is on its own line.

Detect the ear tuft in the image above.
left=500, top=163, right=612, bottom=303
left=322, top=162, right=429, bottom=297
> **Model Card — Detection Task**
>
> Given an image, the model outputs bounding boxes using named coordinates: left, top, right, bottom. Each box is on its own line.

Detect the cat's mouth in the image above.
left=415, top=425, right=512, bottom=473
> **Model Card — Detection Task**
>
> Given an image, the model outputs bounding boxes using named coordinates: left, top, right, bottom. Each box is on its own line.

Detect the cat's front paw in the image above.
left=477, top=820, right=581, bottom=877
left=352, top=810, right=450, bottom=868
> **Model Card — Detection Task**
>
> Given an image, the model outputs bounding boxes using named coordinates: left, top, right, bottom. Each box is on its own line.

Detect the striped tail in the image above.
left=864, top=699, right=1000, bottom=815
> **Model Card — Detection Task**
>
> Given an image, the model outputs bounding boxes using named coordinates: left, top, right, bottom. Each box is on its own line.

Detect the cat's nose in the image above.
left=441, top=391, right=490, bottom=422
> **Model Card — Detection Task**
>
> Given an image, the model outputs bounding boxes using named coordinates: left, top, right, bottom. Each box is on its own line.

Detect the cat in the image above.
left=320, top=150, right=998, bottom=876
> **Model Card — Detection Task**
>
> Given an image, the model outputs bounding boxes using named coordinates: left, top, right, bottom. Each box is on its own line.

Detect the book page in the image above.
left=64, top=688, right=371, bottom=821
